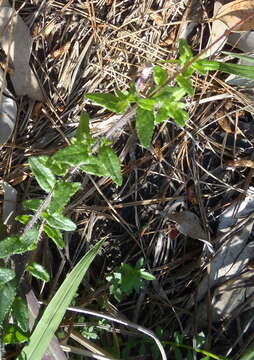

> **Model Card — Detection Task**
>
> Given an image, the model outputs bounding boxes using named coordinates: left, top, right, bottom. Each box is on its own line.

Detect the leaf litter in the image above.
left=2, top=0, right=254, bottom=359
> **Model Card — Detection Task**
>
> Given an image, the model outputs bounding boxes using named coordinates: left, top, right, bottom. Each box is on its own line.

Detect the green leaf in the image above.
left=222, top=51, right=254, bottom=63
left=51, top=144, right=89, bottom=167
left=23, top=198, right=43, bottom=211
left=27, top=262, right=50, bottom=282
left=47, top=181, right=81, bottom=215
left=76, top=112, right=92, bottom=145
left=194, top=60, right=220, bottom=73
left=12, top=296, right=29, bottom=333
left=139, top=270, right=156, bottom=280
left=136, top=107, right=154, bottom=148
left=153, top=66, right=168, bottom=86
left=217, top=62, right=254, bottom=80
left=0, top=267, right=15, bottom=285
left=43, top=212, right=76, bottom=231
left=20, top=239, right=104, bottom=360
left=86, top=93, right=129, bottom=113
left=176, top=75, right=194, bottom=96
left=81, top=146, right=122, bottom=185
left=137, top=98, right=156, bottom=111
left=15, top=215, right=31, bottom=225
left=155, top=107, right=169, bottom=123
left=3, top=324, right=28, bottom=344
left=98, top=145, right=122, bottom=186
left=178, top=39, right=193, bottom=65
left=152, top=86, right=186, bottom=102
left=46, top=159, right=68, bottom=177
left=29, top=156, right=56, bottom=193
left=0, top=279, right=16, bottom=326
left=167, top=103, right=188, bottom=127
left=0, top=227, right=39, bottom=258
left=43, top=225, right=64, bottom=248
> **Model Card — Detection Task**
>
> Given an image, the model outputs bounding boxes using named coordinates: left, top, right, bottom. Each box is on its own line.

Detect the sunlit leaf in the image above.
left=3, top=324, right=28, bottom=344
left=86, top=93, right=129, bottom=113
left=27, top=262, right=50, bottom=282
left=43, top=225, right=64, bottom=248
left=20, top=239, right=104, bottom=360
left=0, top=279, right=16, bottom=326
left=47, top=181, right=81, bottom=215
left=43, top=212, right=76, bottom=231
left=153, top=66, right=168, bottom=86
left=29, top=156, right=56, bottom=193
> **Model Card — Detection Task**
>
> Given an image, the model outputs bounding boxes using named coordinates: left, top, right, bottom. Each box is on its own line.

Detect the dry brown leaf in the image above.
left=0, top=6, right=44, bottom=101
left=167, top=210, right=209, bottom=241
left=216, top=0, right=254, bottom=32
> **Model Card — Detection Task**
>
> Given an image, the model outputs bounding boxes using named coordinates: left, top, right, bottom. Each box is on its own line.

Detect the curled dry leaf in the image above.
left=0, top=6, right=44, bottom=101
left=2, top=181, right=17, bottom=225
left=216, top=0, right=254, bottom=32
left=167, top=210, right=209, bottom=241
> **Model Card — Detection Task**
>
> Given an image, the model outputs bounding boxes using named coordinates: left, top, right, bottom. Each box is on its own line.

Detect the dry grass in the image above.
left=2, top=0, right=254, bottom=359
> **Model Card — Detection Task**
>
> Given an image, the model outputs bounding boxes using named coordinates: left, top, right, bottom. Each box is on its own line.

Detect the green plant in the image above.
left=86, top=39, right=254, bottom=148
left=0, top=112, right=121, bottom=351
left=106, top=258, right=155, bottom=302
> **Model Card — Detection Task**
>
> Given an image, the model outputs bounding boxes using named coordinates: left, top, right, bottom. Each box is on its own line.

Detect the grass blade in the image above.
left=19, top=239, right=104, bottom=360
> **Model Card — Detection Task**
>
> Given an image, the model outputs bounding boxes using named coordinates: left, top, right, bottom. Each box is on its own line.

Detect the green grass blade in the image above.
left=222, top=51, right=254, bottom=63
left=218, top=62, right=254, bottom=80
left=19, top=239, right=104, bottom=360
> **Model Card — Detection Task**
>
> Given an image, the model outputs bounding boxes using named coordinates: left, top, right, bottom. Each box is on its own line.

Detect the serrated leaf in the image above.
left=23, top=199, right=43, bottom=212
left=137, top=98, right=156, bottom=111
left=20, top=239, right=104, bottom=360
left=47, top=181, right=81, bottom=215
left=0, top=227, right=39, bottom=258
left=86, top=93, right=129, bottom=113
left=0, top=267, right=15, bottom=286
left=76, top=112, right=92, bottom=144
left=3, top=324, right=28, bottom=344
left=44, top=224, right=64, bottom=248
left=97, top=146, right=122, bottom=186
left=136, top=107, right=154, bottom=148
left=194, top=60, right=220, bottom=73
left=29, top=156, right=56, bottom=193
left=12, top=296, right=29, bottom=333
left=27, top=262, right=50, bottom=282
left=153, top=66, right=168, bottom=86
left=176, top=75, right=194, bottom=96
left=43, top=212, right=76, bottom=231
left=0, top=279, right=16, bottom=326
left=52, top=144, right=89, bottom=167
